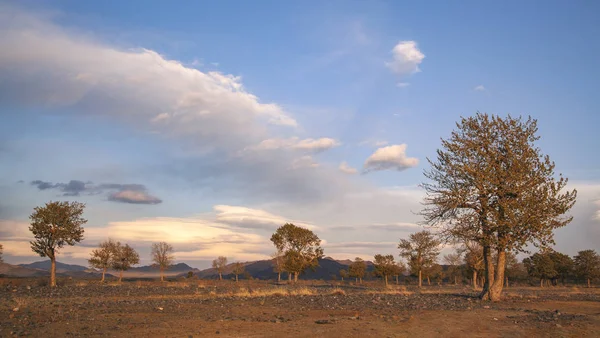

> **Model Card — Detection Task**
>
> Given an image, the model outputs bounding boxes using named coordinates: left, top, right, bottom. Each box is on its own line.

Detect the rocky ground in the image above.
left=1, top=280, right=599, bottom=337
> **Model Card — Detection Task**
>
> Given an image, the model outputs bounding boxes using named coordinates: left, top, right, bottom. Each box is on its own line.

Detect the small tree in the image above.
left=523, top=252, right=557, bottom=287
left=270, top=223, right=323, bottom=282
left=212, top=256, right=228, bottom=280
left=443, top=252, right=462, bottom=285
left=272, top=251, right=285, bottom=282
left=398, top=231, right=441, bottom=288
left=392, top=261, right=406, bottom=285
left=88, top=239, right=118, bottom=282
left=373, top=254, right=396, bottom=286
left=339, top=269, right=348, bottom=281
left=461, top=241, right=485, bottom=288
left=187, top=271, right=194, bottom=279
left=349, top=257, right=366, bottom=284
left=0, top=243, right=3, bottom=263
left=29, top=201, right=87, bottom=287
left=151, top=242, right=174, bottom=282
left=574, top=250, right=600, bottom=288
left=547, top=250, right=573, bottom=286
left=232, top=262, right=245, bottom=282
left=112, top=243, right=140, bottom=283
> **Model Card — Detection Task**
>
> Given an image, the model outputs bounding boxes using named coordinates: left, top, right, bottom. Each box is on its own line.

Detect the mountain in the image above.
left=20, top=260, right=88, bottom=273
left=187, top=257, right=376, bottom=281
left=0, top=262, right=49, bottom=277
left=17, top=260, right=109, bottom=278
left=110, top=262, right=200, bottom=278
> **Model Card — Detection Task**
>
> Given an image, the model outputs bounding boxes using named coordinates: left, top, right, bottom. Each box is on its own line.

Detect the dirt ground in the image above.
left=1, top=279, right=599, bottom=337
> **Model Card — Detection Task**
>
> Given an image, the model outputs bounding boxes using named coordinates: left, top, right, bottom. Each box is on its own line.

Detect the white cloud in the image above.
left=474, top=85, right=486, bottom=91
left=359, top=139, right=389, bottom=147
left=339, top=162, right=358, bottom=175
left=214, top=205, right=318, bottom=230
left=0, top=5, right=297, bottom=158
left=363, top=144, right=419, bottom=172
left=251, top=137, right=340, bottom=153
left=396, top=82, right=410, bottom=88
left=290, top=155, right=320, bottom=169
left=386, top=41, right=425, bottom=76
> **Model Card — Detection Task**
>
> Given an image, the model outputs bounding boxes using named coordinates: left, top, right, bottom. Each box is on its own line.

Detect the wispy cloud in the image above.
left=30, top=180, right=162, bottom=204
left=339, top=162, right=358, bottom=175
left=474, top=85, right=486, bottom=91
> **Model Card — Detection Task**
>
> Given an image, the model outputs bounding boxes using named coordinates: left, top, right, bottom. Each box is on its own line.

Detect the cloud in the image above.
left=386, top=41, right=425, bottom=76
left=474, top=85, right=486, bottom=91
left=339, top=162, right=358, bottom=175
left=367, top=222, right=421, bottom=231
left=30, top=180, right=162, bottom=204
left=289, top=155, right=320, bottom=169
left=214, top=205, right=318, bottom=230
left=108, top=190, right=162, bottom=205
left=251, top=137, right=340, bottom=153
left=359, top=139, right=389, bottom=147
left=363, top=144, right=419, bottom=172
left=396, top=82, right=410, bottom=88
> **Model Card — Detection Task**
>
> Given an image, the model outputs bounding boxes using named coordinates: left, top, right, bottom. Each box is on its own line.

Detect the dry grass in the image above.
left=12, top=296, right=29, bottom=309
left=329, top=287, right=346, bottom=296
left=367, top=285, right=412, bottom=296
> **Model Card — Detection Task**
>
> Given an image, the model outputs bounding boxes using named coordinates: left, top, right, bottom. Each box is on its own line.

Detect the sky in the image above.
left=1, top=1, right=599, bottom=269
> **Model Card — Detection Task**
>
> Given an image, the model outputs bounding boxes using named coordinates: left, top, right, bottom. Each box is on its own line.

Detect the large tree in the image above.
left=420, top=113, right=577, bottom=301
left=112, top=243, right=140, bottom=282
left=29, top=201, right=87, bottom=287
left=88, top=239, right=118, bottom=282
left=151, top=242, right=174, bottom=282
left=574, top=250, right=600, bottom=288
left=349, top=257, right=366, bottom=284
left=270, top=223, right=323, bottom=282
left=398, top=231, right=441, bottom=288
left=212, top=256, right=228, bottom=280
left=373, top=254, right=396, bottom=286
left=548, top=250, right=573, bottom=285
left=271, top=251, right=285, bottom=282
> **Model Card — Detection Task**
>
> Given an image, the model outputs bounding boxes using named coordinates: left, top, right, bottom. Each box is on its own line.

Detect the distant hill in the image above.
left=186, top=257, right=376, bottom=281
left=0, top=262, right=49, bottom=277
left=20, top=260, right=88, bottom=273
left=110, top=262, right=200, bottom=278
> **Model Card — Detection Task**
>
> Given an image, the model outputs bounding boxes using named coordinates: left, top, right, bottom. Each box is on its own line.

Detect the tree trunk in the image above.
left=487, top=250, right=506, bottom=301
left=50, top=258, right=57, bottom=288
left=160, top=268, right=164, bottom=282
left=588, top=278, right=591, bottom=288
left=480, top=245, right=495, bottom=300
left=294, top=273, right=298, bottom=282
left=540, top=278, right=543, bottom=288
left=473, top=270, right=478, bottom=289
left=355, top=277, right=358, bottom=284
left=288, top=272, right=292, bottom=282
left=427, top=276, right=430, bottom=286
left=384, top=275, right=388, bottom=286
left=101, top=268, right=106, bottom=283
left=418, top=270, right=422, bottom=288
left=119, top=270, right=123, bottom=283
left=396, top=276, right=399, bottom=285
left=219, top=272, right=222, bottom=281
left=360, top=278, right=362, bottom=284
left=277, top=272, right=281, bottom=282
left=454, top=276, right=457, bottom=285
left=235, top=274, right=238, bottom=282
left=341, top=277, right=344, bottom=281
left=505, top=277, right=509, bottom=288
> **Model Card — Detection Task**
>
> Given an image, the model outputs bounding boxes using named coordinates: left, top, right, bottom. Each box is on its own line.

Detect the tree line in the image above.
left=5, top=113, right=596, bottom=302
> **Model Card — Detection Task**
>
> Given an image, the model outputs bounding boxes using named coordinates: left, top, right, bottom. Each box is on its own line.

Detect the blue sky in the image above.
left=1, top=1, right=599, bottom=268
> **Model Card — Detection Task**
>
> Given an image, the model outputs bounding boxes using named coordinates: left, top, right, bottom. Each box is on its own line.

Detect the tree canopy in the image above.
left=420, top=113, right=577, bottom=300
left=398, top=230, right=441, bottom=288
left=151, top=242, right=174, bottom=282
left=270, top=223, right=323, bottom=282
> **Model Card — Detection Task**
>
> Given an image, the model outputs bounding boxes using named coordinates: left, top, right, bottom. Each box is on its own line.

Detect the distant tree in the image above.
left=111, top=243, right=140, bottom=282
left=29, top=201, right=87, bottom=287
left=574, top=250, right=600, bottom=288
left=0, top=243, right=3, bottom=263
left=523, top=252, right=557, bottom=287
left=503, top=252, right=524, bottom=287
left=212, top=256, right=228, bottom=280
left=548, top=250, right=573, bottom=286
left=461, top=241, right=485, bottom=288
left=270, top=223, right=324, bottom=282
left=349, top=257, right=366, bottom=284
left=443, top=252, right=462, bottom=285
left=420, top=114, right=577, bottom=301
left=232, top=262, right=245, bottom=282
left=271, top=251, right=285, bottom=282
left=151, top=242, right=174, bottom=282
left=392, top=261, right=406, bottom=285
left=373, top=254, right=396, bottom=286
left=425, top=264, right=444, bottom=285
left=88, top=239, right=118, bottom=282
left=186, top=271, right=194, bottom=279
left=398, top=231, right=441, bottom=288
left=339, top=269, right=348, bottom=281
